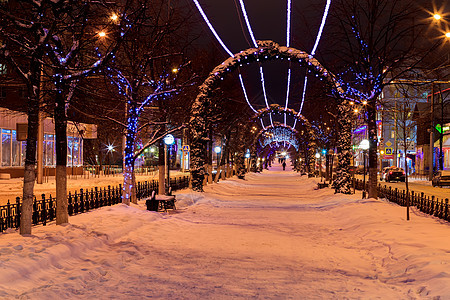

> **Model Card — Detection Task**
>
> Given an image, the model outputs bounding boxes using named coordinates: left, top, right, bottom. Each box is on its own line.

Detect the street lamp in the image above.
left=315, top=153, right=321, bottom=178
left=164, top=134, right=175, bottom=194
left=360, top=139, right=370, bottom=198
left=214, top=146, right=221, bottom=171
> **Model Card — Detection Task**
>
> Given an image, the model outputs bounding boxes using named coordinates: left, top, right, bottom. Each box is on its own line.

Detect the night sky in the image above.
left=184, top=0, right=331, bottom=123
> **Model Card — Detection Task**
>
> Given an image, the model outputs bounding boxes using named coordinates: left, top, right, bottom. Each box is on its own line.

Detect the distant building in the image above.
left=414, top=88, right=450, bottom=174
left=0, top=108, right=96, bottom=178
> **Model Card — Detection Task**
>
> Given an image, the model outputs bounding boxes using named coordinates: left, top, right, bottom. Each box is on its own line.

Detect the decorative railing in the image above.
left=0, top=176, right=190, bottom=233
left=354, top=179, right=450, bottom=222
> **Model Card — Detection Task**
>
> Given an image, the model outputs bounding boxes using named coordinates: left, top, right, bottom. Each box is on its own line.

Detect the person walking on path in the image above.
left=282, top=161, right=286, bottom=171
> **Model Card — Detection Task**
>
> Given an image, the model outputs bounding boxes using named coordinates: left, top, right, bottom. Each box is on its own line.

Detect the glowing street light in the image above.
left=214, top=146, right=221, bottom=170
left=359, top=139, right=370, bottom=199
left=111, top=13, right=119, bottom=21
left=434, top=13, right=442, bottom=20
left=98, top=31, right=106, bottom=38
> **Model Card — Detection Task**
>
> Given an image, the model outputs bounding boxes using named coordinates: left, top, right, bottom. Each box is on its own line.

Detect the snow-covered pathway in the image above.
left=1, top=163, right=450, bottom=299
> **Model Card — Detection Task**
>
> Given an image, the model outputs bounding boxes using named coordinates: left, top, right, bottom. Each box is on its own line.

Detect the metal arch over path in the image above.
left=189, top=40, right=342, bottom=191
left=255, top=104, right=313, bottom=130
left=253, top=106, right=315, bottom=152
left=255, top=124, right=300, bottom=151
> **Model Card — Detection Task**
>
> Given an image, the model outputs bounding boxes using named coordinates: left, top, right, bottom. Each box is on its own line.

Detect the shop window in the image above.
left=11, top=130, right=20, bottom=166
left=44, top=134, right=55, bottom=166
left=0, top=63, right=6, bottom=75
left=21, top=142, right=26, bottom=166
left=2, top=129, right=11, bottom=166
left=67, top=137, right=82, bottom=166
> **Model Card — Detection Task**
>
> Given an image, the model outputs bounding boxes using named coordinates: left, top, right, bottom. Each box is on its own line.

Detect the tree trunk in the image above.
left=250, top=146, right=257, bottom=173
left=367, top=100, right=378, bottom=199
left=123, top=163, right=136, bottom=205
left=55, top=88, right=68, bottom=225
left=189, top=99, right=207, bottom=192
left=123, top=108, right=138, bottom=204
left=207, top=129, right=213, bottom=184
left=333, top=102, right=354, bottom=194
left=20, top=77, right=40, bottom=234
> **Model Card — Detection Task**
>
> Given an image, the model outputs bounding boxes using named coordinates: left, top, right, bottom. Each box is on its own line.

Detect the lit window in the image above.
left=0, top=63, right=6, bottom=75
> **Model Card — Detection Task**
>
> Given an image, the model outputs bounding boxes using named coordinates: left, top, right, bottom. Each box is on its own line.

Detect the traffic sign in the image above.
left=385, top=147, right=393, bottom=155
left=182, top=145, right=190, bottom=152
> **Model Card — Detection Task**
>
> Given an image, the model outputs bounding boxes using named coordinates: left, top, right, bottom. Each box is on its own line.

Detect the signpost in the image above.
left=182, top=145, right=190, bottom=171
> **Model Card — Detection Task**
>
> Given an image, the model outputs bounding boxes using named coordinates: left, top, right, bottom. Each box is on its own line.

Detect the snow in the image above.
left=0, top=171, right=188, bottom=206
left=1, top=163, right=450, bottom=298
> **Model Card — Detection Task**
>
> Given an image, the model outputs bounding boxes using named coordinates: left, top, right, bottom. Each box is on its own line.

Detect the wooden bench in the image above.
left=0, top=173, right=11, bottom=180
left=145, top=190, right=176, bottom=212
left=317, top=182, right=329, bottom=189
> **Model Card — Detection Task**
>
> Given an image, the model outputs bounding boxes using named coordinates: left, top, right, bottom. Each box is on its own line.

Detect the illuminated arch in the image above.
left=256, top=124, right=299, bottom=150
left=190, top=40, right=341, bottom=191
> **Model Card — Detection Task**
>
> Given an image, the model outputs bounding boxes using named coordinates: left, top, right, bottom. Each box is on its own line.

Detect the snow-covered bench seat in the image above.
left=145, top=190, right=176, bottom=212
left=317, top=182, right=329, bottom=189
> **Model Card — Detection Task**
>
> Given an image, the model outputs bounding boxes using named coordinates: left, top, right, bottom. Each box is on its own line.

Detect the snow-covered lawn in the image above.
left=1, top=164, right=450, bottom=299
left=0, top=171, right=189, bottom=206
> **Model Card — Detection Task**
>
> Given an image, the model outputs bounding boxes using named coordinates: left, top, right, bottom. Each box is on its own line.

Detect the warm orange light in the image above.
left=354, top=108, right=359, bottom=113
left=172, top=68, right=178, bottom=73
left=111, top=13, right=118, bottom=21
left=362, top=100, right=367, bottom=105
left=380, top=150, right=385, bottom=155
left=98, top=31, right=106, bottom=38
left=446, top=32, right=450, bottom=38
left=434, top=14, right=442, bottom=20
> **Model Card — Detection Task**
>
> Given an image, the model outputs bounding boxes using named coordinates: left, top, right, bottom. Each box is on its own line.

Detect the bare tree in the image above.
left=327, top=0, right=441, bottom=198
left=0, top=0, right=62, bottom=234
left=102, top=0, right=195, bottom=204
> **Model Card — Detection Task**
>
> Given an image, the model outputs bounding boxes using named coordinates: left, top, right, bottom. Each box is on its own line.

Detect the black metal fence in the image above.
left=0, top=176, right=190, bottom=233
left=355, top=179, right=450, bottom=222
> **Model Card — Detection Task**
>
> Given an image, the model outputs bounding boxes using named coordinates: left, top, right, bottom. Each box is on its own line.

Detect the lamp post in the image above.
left=214, top=146, right=221, bottom=171
left=360, top=139, right=370, bottom=198
left=315, top=153, right=321, bottom=178
left=163, top=134, right=175, bottom=194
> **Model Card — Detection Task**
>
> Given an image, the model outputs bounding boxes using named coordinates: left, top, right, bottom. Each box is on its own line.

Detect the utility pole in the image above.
left=429, top=83, right=435, bottom=181
left=36, top=68, right=44, bottom=184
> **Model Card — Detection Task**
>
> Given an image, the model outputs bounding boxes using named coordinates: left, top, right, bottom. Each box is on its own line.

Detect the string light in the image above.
left=238, top=0, right=258, bottom=48
left=191, top=0, right=235, bottom=57
left=311, top=0, right=331, bottom=56
left=286, top=0, right=292, bottom=48
left=284, top=0, right=292, bottom=126
left=284, top=68, right=291, bottom=126
left=239, top=73, right=258, bottom=113
left=260, top=118, right=266, bottom=130
left=239, top=0, right=273, bottom=121
left=297, top=0, right=332, bottom=118
left=259, top=66, right=270, bottom=109
left=192, top=0, right=265, bottom=124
